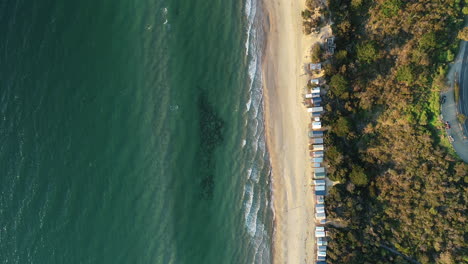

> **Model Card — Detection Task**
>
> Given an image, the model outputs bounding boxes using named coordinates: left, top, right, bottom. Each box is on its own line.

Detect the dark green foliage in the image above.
left=330, top=74, right=349, bottom=98
left=356, top=42, right=378, bottom=63
left=349, top=165, right=368, bottom=186
left=324, top=0, right=467, bottom=263
left=381, top=0, right=403, bottom=18
left=396, top=65, right=413, bottom=85
left=333, top=116, right=351, bottom=138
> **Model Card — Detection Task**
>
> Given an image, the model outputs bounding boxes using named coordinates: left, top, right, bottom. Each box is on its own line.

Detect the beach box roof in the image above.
left=313, top=180, right=326, bottom=185
left=312, top=152, right=324, bottom=158
left=316, top=226, right=325, bottom=231
left=320, top=218, right=327, bottom=224
left=314, top=175, right=326, bottom=180
left=317, top=239, right=328, bottom=246
left=312, top=162, right=321, bottom=168
left=317, top=256, right=326, bottom=261
left=314, top=167, right=325, bottom=173
left=307, top=106, right=324, bottom=113
left=310, top=138, right=324, bottom=144
left=311, top=112, right=322, bottom=117
left=315, top=190, right=326, bottom=196
left=317, top=246, right=327, bottom=251
left=309, top=63, right=322, bottom=71
left=315, top=190, right=326, bottom=195
left=316, top=207, right=325, bottom=213
left=316, top=262, right=327, bottom=264
left=316, top=212, right=326, bottom=219
left=317, top=251, right=327, bottom=257
left=311, top=87, right=320, bottom=94
left=312, top=157, right=323, bottom=163
left=305, top=93, right=313, bottom=99
left=314, top=171, right=326, bottom=176
left=315, top=185, right=326, bottom=191
left=312, top=144, right=324, bottom=151
left=316, top=195, right=325, bottom=203
left=312, top=97, right=322, bottom=103
left=310, top=79, right=320, bottom=85
left=312, top=122, right=322, bottom=129
left=315, top=231, right=326, bottom=237
left=316, top=204, right=325, bottom=209
left=309, top=131, right=324, bottom=137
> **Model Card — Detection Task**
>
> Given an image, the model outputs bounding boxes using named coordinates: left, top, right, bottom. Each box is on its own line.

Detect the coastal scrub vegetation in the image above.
left=321, top=0, right=468, bottom=263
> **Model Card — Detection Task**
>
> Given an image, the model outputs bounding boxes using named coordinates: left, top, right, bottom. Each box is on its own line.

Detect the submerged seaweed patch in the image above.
left=197, top=93, right=224, bottom=200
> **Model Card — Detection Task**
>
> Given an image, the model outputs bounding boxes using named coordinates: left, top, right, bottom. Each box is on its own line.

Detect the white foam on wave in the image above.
left=244, top=0, right=257, bottom=57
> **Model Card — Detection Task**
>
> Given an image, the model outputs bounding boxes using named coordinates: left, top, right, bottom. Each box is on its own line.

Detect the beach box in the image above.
left=313, top=180, right=326, bottom=185
left=315, top=185, right=326, bottom=191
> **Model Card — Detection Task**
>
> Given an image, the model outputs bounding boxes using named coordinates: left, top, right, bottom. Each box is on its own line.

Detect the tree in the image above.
left=333, top=116, right=351, bottom=138
left=457, top=27, right=468, bottom=41
left=301, top=9, right=312, bottom=20
left=310, top=43, right=322, bottom=63
left=396, top=65, right=413, bottom=85
left=419, top=32, right=437, bottom=51
left=356, top=42, right=378, bottom=63
left=349, top=165, right=369, bottom=186
left=330, top=74, right=349, bottom=98
left=381, top=0, right=403, bottom=18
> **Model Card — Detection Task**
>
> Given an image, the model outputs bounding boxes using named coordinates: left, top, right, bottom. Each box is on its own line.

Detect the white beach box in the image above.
left=314, top=167, right=325, bottom=173
left=315, top=185, right=326, bottom=191
left=313, top=180, right=326, bottom=185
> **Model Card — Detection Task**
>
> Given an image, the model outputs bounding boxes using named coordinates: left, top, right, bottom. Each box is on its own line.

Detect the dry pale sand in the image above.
left=261, top=0, right=318, bottom=263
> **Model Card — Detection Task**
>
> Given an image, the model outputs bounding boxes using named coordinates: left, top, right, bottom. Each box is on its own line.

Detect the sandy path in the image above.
left=261, top=0, right=316, bottom=263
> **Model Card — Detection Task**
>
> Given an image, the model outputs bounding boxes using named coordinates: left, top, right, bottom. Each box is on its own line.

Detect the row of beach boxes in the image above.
left=315, top=226, right=328, bottom=262
left=305, top=87, right=322, bottom=106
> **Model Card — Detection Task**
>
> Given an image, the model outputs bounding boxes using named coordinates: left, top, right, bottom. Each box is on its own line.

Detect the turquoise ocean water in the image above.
left=0, top=0, right=272, bottom=263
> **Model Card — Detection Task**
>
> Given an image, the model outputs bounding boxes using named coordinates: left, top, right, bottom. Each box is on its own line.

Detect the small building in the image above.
left=316, top=207, right=325, bottom=213
left=316, top=204, right=325, bottom=210
left=312, top=162, right=321, bottom=168
left=307, top=106, right=324, bottom=113
left=317, top=250, right=327, bottom=257
left=315, top=231, right=326, bottom=238
left=317, top=256, right=326, bottom=261
left=319, top=218, right=327, bottom=225
left=305, top=93, right=313, bottom=99
left=315, top=185, right=326, bottom=191
left=314, top=173, right=326, bottom=179
left=313, top=179, right=326, bottom=185
left=316, top=196, right=324, bottom=204
left=308, top=131, right=323, bottom=138
left=311, top=97, right=322, bottom=105
left=311, top=87, right=320, bottom=94
left=312, top=151, right=324, bottom=157
left=310, top=79, right=320, bottom=85
left=312, top=122, right=322, bottom=130
left=315, top=190, right=326, bottom=196
left=311, top=112, right=322, bottom=118
left=312, top=145, right=324, bottom=151
left=314, top=167, right=325, bottom=173
left=316, top=226, right=325, bottom=232
left=309, top=63, right=322, bottom=71
left=310, top=137, right=324, bottom=144
left=311, top=157, right=323, bottom=163
left=317, top=237, right=327, bottom=246
left=316, top=212, right=326, bottom=219
left=326, top=36, right=336, bottom=55
left=316, top=261, right=327, bottom=264
left=317, top=246, right=327, bottom=252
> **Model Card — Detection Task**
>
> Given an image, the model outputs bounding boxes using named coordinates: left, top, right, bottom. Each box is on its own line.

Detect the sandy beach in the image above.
left=262, top=0, right=316, bottom=263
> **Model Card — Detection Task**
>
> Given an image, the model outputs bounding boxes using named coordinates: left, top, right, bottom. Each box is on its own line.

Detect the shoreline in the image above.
left=261, top=0, right=315, bottom=263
